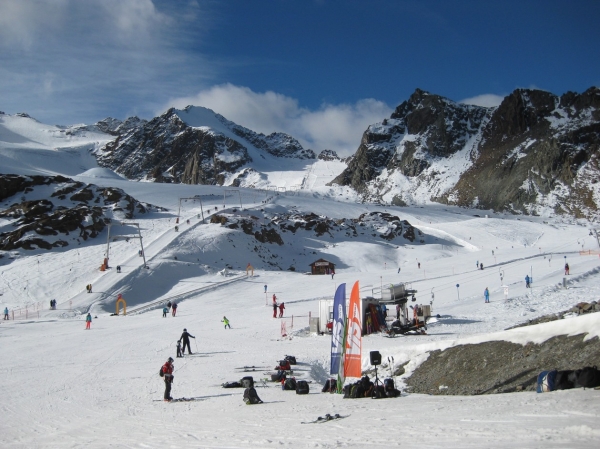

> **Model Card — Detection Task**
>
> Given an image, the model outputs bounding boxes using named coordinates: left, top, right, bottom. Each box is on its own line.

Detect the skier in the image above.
left=525, top=275, right=531, bottom=288
left=418, top=262, right=421, bottom=269
left=162, top=357, right=174, bottom=401
left=278, top=302, right=285, bottom=318
left=176, top=341, right=182, bottom=358
left=480, top=263, right=484, bottom=270
left=85, top=313, right=92, bottom=329
left=484, top=287, right=490, bottom=303
left=272, top=294, right=277, bottom=304
left=331, top=270, right=335, bottom=279
left=162, top=306, right=168, bottom=318
left=178, top=328, right=195, bottom=355
left=222, top=316, right=231, bottom=329
left=3, top=307, right=9, bottom=320
left=476, top=260, right=479, bottom=268
left=116, top=265, right=121, bottom=273
left=564, top=263, right=570, bottom=275
left=171, top=302, right=178, bottom=317
left=264, top=285, right=267, bottom=293
left=167, top=301, right=172, bottom=310
left=272, top=301, right=278, bottom=318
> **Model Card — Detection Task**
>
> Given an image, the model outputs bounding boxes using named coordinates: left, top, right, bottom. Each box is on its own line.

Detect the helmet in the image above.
left=168, top=357, right=174, bottom=363
left=183, top=328, right=187, bottom=331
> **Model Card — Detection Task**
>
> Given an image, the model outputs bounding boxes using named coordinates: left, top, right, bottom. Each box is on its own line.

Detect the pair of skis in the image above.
left=301, top=414, right=349, bottom=424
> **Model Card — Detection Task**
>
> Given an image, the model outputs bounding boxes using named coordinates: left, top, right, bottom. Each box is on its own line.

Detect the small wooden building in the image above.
left=309, top=258, right=335, bottom=275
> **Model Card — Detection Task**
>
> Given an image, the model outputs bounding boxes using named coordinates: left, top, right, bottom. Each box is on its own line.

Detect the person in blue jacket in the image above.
left=484, top=287, right=490, bottom=303
left=525, top=275, right=531, bottom=288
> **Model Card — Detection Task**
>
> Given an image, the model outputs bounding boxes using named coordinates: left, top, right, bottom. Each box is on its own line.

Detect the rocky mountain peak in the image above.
left=331, top=86, right=600, bottom=219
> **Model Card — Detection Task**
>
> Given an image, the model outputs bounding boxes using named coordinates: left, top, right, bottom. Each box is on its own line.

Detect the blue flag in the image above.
left=330, top=283, right=346, bottom=375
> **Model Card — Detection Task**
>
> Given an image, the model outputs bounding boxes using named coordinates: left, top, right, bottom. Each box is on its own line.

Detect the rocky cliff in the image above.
left=331, top=87, right=600, bottom=218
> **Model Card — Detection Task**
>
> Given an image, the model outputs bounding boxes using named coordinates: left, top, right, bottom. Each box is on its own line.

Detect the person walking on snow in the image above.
left=278, top=302, right=285, bottom=318
left=162, top=357, right=175, bottom=401
left=525, top=275, right=531, bottom=288
left=176, top=341, right=182, bottom=358
left=564, top=263, right=570, bottom=275
left=4, top=307, right=9, bottom=320
left=171, top=302, right=178, bottom=317
left=178, top=328, right=195, bottom=355
left=272, top=294, right=277, bottom=304
left=85, top=313, right=92, bottom=329
left=222, top=316, right=231, bottom=329
left=162, top=306, right=168, bottom=318
left=272, top=302, right=278, bottom=318
left=484, top=287, right=490, bottom=303
left=264, top=285, right=267, bottom=293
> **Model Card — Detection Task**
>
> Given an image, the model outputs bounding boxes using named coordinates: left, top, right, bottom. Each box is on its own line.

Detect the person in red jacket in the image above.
left=162, top=357, right=174, bottom=401
left=279, top=302, right=285, bottom=318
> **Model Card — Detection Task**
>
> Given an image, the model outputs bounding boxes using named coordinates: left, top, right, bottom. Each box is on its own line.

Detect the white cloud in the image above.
left=459, top=94, right=504, bottom=108
left=163, top=84, right=392, bottom=157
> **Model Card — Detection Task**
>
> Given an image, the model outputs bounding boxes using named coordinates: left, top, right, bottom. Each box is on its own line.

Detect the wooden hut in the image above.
left=309, top=258, right=335, bottom=275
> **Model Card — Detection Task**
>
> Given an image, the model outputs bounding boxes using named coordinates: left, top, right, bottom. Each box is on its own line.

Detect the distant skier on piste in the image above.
left=178, top=328, right=195, bottom=355
left=222, top=316, right=231, bottom=329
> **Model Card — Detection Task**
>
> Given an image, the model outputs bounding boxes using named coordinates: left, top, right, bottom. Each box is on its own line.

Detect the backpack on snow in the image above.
left=240, top=376, right=254, bottom=389
left=271, top=370, right=286, bottom=382
left=159, top=366, right=164, bottom=377
left=222, top=381, right=242, bottom=388
left=276, top=360, right=291, bottom=371
left=574, top=366, right=600, bottom=388
left=372, top=385, right=386, bottom=399
left=295, top=380, right=309, bottom=395
left=243, top=387, right=263, bottom=404
left=554, top=370, right=574, bottom=390
left=283, top=378, right=297, bottom=390
left=322, top=378, right=337, bottom=393
left=384, top=378, right=401, bottom=397
left=537, top=370, right=557, bottom=393
left=284, top=355, right=297, bottom=365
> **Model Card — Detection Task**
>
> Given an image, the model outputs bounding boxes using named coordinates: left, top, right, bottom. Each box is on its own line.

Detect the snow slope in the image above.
left=1, top=114, right=600, bottom=448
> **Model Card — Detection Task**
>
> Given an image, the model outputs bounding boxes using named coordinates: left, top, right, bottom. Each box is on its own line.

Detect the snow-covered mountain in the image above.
left=94, top=106, right=316, bottom=185
left=332, top=87, right=600, bottom=220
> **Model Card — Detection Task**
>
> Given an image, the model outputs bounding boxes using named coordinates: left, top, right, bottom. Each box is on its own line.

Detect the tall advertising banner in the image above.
left=343, top=281, right=362, bottom=379
left=330, top=283, right=346, bottom=376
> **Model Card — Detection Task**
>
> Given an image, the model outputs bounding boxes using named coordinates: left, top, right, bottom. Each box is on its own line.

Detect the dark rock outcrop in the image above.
left=0, top=175, right=159, bottom=251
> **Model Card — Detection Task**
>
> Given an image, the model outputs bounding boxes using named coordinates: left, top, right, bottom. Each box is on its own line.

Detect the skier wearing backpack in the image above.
left=178, top=328, right=195, bottom=355
left=161, top=357, right=175, bottom=401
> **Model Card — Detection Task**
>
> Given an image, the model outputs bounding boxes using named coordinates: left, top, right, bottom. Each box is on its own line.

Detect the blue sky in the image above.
left=1, top=0, right=598, bottom=156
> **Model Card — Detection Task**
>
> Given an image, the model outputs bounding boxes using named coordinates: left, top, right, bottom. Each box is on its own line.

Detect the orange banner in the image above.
left=343, top=281, right=362, bottom=379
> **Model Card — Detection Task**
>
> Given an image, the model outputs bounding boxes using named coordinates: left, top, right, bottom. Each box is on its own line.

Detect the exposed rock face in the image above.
left=94, top=106, right=314, bottom=185
left=331, top=87, right=600, bottom=218
left=405, top=334, right=600, bottom=395
left=0, top=175, right=159, bottom=251
left=203, top=208, right=423, bottom=271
